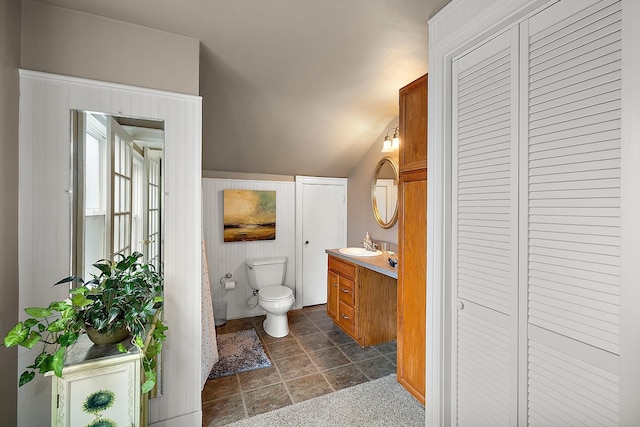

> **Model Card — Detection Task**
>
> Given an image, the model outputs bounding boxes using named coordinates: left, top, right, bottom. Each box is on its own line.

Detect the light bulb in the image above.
left=381, top=137, right=393, bottom=153
left=392, top=131, right=400, bottom=150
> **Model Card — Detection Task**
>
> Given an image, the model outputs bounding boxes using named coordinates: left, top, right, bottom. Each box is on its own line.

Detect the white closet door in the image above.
left=452, top=27, right=520, bottom=427
left=523, top=1, right=621, bottom=425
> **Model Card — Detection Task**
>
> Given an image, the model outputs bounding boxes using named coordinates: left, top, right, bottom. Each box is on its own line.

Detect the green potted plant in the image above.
left=3, top=252, right=167, bottom=393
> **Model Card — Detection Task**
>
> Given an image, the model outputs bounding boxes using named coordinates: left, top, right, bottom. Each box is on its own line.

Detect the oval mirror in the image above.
left=371, top=157, right=399, bottom=229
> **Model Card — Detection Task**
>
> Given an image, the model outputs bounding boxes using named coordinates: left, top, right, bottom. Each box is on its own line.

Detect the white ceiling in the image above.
left=34, top=0, right=450, bottom=176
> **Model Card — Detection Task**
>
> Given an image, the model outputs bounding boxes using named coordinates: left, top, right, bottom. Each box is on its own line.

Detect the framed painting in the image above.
left=223, top=190, right=276, bottom=242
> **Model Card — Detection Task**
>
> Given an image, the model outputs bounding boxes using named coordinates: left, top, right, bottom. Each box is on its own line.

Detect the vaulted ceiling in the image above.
left=34, top=0, right=450, bottom=176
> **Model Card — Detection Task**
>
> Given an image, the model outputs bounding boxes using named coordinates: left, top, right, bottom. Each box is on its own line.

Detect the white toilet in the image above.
left=245, top=256, right=294, bottom=338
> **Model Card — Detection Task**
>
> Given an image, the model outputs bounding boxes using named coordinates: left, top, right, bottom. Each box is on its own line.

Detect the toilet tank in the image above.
left=245, top=256, right=287, bottom=290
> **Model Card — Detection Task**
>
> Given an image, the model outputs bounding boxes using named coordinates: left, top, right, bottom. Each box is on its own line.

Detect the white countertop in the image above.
left=326, top=248, right=398, bottom=279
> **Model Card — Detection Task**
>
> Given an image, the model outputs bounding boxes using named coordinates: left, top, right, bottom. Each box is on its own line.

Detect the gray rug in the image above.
left=208, top=329, right=271, bottom=379
left=226, top=374, right=425, bottom=427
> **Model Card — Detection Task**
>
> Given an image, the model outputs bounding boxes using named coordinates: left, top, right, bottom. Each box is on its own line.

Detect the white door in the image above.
left=451, top=26, right=520, bottom=426
left=296, top=177, right=347, bottom=307
left=449, top=1, right=624, bottom=425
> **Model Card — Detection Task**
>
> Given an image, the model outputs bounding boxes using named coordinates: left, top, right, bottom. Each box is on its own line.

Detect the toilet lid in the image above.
left=259, top=285, right=293, bottom=301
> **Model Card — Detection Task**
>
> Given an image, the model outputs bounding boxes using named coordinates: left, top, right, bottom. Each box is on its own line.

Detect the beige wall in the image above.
left=0, top=1, right=21, bottom=425
left=21, top=0, right=200, bottom=95
left=347, top=117, right=399, bottom=247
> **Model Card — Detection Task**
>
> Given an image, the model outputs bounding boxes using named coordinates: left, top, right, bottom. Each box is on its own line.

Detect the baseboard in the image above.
left=149, top=410, right=202, bottom=427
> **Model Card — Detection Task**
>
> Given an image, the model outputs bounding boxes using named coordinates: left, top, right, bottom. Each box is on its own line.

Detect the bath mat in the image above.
left=208, top=328, right=272, bottom=379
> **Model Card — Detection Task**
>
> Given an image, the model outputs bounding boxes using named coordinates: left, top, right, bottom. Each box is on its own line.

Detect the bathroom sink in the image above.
left=339, top=247, right=382, bottom=257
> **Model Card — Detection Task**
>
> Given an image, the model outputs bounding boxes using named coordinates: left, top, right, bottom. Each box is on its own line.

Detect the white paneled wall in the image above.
left=202, top=178, right=296, bottom=320
left=19, top=70, right=202, bottom=427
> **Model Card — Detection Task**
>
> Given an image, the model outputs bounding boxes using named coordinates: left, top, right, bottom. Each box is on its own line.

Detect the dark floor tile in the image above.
left=384, top=351, right=397, bottom=366
left=238, top=366, right=281, bottom=391
left=307, top=347, right=351, bottom=370
left=323, top=364, right=370, bottom=390
left=248, top=315, right=266, bottom=326
left=274, top=353, right=318, bottom=380
left=225, top=318, right=256, bottom=333
left=286, top=373, right=334, bottom=403
left=303, top=304, right=326, bottom=312
left=287, top=309, right=308, bottom=321
left=289, top=320, right=322, bottom=337
left=373, top=341, right=397, bottom=355
left=265, top=337, right=305, bottom=360
left=254, top=322, right=287, bottom=343
left=313, top=318, right=340, bottom=332
left=244, top=382, right=292, bottom=417
left=304, top=309, right=330, bottom=322
left=202, top=374, right=241, bottom=402
left=355, top=356, right=396, bottom=380
left=205, top=305, right=390, bottom=425
left=202, top=394, right=245, bottom=427
left=339, top=342, right=381, bottom=362
left=324, top=328, right=355, bottom=345
left=297, top=332, right=335, bottom=352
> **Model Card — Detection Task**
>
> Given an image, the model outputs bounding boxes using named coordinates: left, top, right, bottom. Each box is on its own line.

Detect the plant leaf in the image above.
left=24, top=307, right=52, bottom=318
left=21, top=331, right=42, bottom=349
left=37, top=354, right=53, bottom=374
left=116, top=343, right=127, bottom=353
left=71, top=293, right=93, bottom=308
left=47, top=318, right=66, bottom=332
left=4, top=322, right=28, bottom=347
left=108, top=307, right=121, bottom=324
left=141, top=370, right=156, bottom=393
left=134, top=335, right=145, bottom=349
left=23, top=318, right=39, bottom=328
left=92, top=261, right=112, bottom=276
left=58, top=332, right=79, bottom=347
left=19, top=371, right=35, bottom=387
left=52, top=347, right=65, bottom=378
left=54, top=275, right=83, bottom=286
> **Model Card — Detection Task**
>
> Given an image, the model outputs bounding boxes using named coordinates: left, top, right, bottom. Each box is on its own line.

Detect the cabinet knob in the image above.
left=341, top=289, right=349, bottom=293
left=332, top=282, right=338, bottom=287
left=305, top=240, right=309, bottom=245
left=458, top=301, right=464, bottom=310
left=340, top=314, right=350, bottom=320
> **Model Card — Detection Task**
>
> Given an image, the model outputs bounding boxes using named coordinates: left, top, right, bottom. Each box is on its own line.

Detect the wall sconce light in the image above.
left=381, top=127, right=400, bottom=153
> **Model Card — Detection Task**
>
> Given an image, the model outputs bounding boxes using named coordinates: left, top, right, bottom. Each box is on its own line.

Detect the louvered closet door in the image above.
left=523, top=1, right=621, bottom=425
left=452, top=27, right=520, bottom=427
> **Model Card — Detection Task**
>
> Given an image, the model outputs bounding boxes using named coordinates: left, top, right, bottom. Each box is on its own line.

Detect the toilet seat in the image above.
left=259, top=285, right=293, bottom=301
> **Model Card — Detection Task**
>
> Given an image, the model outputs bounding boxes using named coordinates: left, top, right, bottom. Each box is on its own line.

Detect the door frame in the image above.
left=295, top=176, right=348, bottom=310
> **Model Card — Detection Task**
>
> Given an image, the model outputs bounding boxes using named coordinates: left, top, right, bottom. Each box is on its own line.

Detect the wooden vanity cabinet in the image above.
left=397, top=73, right=427, bottom=404
left=327, top=255, right=396, bottom=347
left=327, top=270, right=338, bottom=319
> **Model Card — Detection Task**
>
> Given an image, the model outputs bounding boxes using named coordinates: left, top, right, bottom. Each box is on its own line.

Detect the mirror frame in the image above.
left=371, top=157, right=399, bottom=229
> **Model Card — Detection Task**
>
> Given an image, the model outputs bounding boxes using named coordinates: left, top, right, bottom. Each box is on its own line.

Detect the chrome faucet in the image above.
left=361, top=232, right=377, bottom=252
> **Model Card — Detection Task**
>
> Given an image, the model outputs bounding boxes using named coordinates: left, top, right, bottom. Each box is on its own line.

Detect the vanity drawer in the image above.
left=328, top=256, right=356, bottom=279
left=337, top=302, right=356, bottom=336
left=338, top=276, right=355, bottom=306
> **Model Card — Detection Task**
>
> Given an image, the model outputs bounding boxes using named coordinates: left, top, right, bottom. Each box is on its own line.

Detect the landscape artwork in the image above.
left=223, top=190, right=276, bottom=242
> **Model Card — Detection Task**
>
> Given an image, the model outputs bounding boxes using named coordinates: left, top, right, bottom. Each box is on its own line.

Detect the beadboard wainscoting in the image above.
left=19, top=70, right=202, bottom=426
left=202, top=178, right=296, bottom=320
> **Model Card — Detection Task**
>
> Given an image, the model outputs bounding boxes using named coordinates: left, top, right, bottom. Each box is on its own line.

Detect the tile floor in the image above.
left=202, top=304, right=397, bottom=427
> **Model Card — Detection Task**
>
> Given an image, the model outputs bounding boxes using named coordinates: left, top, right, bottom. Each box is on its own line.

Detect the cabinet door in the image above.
left=327, top=270, right=338, bottom=320
left=524, top=1, right=622, bottom=425
left=451, top=26, right=520, bottom=426
left=397, top=170, right=427, bottom=404
left=399, top=75, right=427, bottom=172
